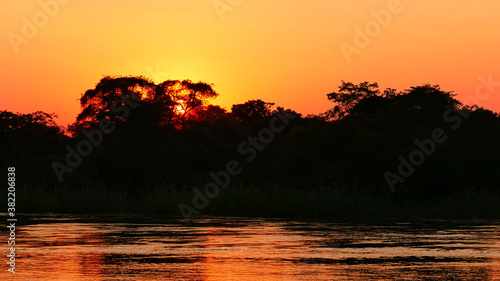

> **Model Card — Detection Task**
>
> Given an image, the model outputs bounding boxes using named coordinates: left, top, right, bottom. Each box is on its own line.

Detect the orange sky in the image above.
left=1, top=0, right=499, bottom=126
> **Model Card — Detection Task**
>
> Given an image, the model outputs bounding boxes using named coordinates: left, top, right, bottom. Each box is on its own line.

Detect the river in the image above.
left=1, top=215, right=499, bottom=280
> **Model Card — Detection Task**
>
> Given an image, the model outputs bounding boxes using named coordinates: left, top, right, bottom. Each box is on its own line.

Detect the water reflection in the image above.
left=1, top=215, right=499, bottom=280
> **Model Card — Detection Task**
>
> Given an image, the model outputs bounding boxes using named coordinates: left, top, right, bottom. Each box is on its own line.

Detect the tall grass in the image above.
left=6, top=182, right=500, bottom=218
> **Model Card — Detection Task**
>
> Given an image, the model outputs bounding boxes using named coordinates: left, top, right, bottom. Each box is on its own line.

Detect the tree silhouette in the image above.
left=0, top=110, right=60, bottom=134
left=325, top=81, right=380, bottom=120
left=186, top=105, right=229, bottom=123
left=70, top=76, right=218, bottom=132
left=157, top=80, right=218, bottom=128
left=3, top=77, right=499, bottom=210
left=394, top=84, right=460, bottom=113
left=72, top=76, right=158, bottom=131
left=231, top=99, right=275, bottom=125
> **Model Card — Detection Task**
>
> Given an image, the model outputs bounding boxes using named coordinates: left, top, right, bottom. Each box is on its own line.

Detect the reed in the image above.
left=8, top=183, right=500, bottom=218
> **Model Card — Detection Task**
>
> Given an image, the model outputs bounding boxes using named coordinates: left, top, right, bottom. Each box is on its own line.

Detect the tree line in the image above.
left=1, top=76, right=499, bottom=199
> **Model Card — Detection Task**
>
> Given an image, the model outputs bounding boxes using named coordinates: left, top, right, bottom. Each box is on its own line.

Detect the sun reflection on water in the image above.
left=1, top=216, right=498, bottom=280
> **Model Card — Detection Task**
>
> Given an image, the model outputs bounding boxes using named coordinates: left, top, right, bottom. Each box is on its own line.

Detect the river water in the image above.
left=1, top=215, right=499, bottom=280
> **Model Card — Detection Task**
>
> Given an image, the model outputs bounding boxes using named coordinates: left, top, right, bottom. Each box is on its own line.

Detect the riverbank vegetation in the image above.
left=1, top=78, right=499, bottom=218
left=9, top=183, right=499, bottom=218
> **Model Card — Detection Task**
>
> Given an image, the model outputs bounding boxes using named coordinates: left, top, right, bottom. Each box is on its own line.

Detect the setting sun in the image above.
left=175, top=101, right=186, bottom=116
left=1, top=1, right=499, bottom=125
left=2, top=1, right=500, bottom=280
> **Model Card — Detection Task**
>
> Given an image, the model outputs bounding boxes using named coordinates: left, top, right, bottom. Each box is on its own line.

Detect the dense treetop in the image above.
left=1, top=77, right=499, bottom=198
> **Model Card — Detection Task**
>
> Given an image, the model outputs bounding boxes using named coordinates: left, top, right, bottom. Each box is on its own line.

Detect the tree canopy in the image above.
left=71, top=76, right=218, bottom=133
left=1, top=78, right=499, bottom=202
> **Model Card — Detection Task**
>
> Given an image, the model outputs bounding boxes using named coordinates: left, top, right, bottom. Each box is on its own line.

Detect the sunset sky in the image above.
left=1, top=0, right=499, bottom=125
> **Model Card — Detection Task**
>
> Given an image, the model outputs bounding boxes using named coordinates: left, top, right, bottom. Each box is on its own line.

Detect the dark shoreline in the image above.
left=8, top=184, right=499, bottom=219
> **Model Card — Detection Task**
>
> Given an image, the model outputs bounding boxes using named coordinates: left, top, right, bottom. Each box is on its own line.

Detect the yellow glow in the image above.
left=175, top=101, right=186, bottom=116
left=1, top=0, right=499, bottom=125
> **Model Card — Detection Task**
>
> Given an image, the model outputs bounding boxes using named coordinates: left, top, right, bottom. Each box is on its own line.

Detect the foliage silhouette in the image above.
left=325, top=81, right=381, bottom=120
left=71, top=76, right=218, bottom=133
left=231, top=99, right=275, bottom=126
left=1, top=78, right=499, bottom=216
